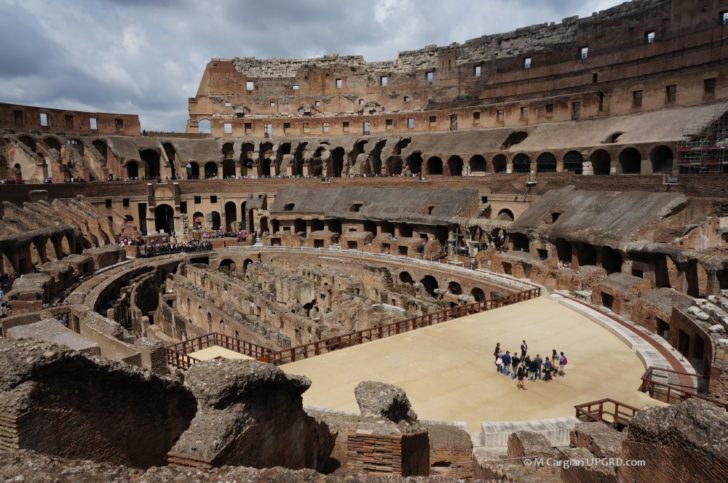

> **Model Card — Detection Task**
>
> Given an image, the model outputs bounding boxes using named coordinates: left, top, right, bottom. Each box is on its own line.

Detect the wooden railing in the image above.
left=166, top=332, right=275, bottom=370
left=574, top=398, right=639, bottom=427
left=166, top=287, right=540, bottom=370
left=262, top=287, right=541, bottom=365
left=640, top=366, right=728, bottom=409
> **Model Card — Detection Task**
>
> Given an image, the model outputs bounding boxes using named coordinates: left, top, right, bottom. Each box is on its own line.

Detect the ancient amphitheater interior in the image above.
left=0, top=0, right=727, bottom=481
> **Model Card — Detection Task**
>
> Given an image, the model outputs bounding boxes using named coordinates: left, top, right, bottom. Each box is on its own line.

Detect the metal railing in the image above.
left=166, top=287, right=540, bottom=369
left=574, top=398, right=639, bottom=427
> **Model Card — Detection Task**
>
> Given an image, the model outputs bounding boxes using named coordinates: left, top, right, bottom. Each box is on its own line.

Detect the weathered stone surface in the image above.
left=0, top=338, right=196, bottom=468
left=620, top=398, right=728, bottom=483
left=507, top=430, right=557, bottom=461
left=170, top=359, right=334, bottom=471
left=355, top=381, right=418, bottom=424
left=570, top=422, right=626, bottom=459
left=558, top=447, right=616, bottom=483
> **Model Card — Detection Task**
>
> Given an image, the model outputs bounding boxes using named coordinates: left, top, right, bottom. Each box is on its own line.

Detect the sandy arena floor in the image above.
left=283, top=296, right=658, bottom=431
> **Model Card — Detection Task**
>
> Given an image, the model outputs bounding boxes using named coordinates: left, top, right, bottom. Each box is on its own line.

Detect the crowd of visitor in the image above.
left=493, top=340, right=568, bottom=390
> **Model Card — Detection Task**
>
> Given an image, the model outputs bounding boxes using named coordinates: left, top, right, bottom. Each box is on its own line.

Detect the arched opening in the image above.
left=260, top=158, right=272, bottom=177
left=447, top=156, right=463, bottom=176
left=406, top=153, right=423, bottom=175
left=219, top=259, right=236, bottom=273
left=44, top=136, right=62, bottom=151
left=222, top=159, right=236, bottom=178
left=512, top=154, right=531, bottom=173
left=492, top=154, right=508, bottom=173
left=187, top=162, right=200, bottom=180
left=18, top=135, right=36, bottom=152
left=448, top=281, right=462, bottom=295
left=469, top=155, right=487, bottom=174
left=211, top=211, right=221, bottom=230
left=45, top=238, right=58, bottom=261
left=68, top=139, right=84, bottom=157
left=224, top=201, right=237, bottom=232
left=294, top=219, right=306, bottom=235
left=563, top=151, right=584, bottom=174
left=497, top=209, right=514, bottom=221
left=399, top=271, right=413, bottom=284
left=92, top=140, right=107, bottom=163
left=420, top=275, right=439, bottom=297
left=311, top=219, right=324, bottom=232
left=259, top=216, right=269, bottom=234
left=590, top=150, right=611, bottom=175
left=222, top=142, right=234, bottom=159
left=511, top=233, right=529, bottom=252
left=204, top=162, right=218, bottom=179
left=536, top=152, right=556, bottom=172
left=619, top=148, right=642, bottom=174
left=243, top=258, right=254, bottom=272
left=198, top=119, right=211, bottom=134
left=140, top=149, right=160, bottom=179
left=554, top=239, right=572, bottom=265
left=471, top=287, right=485, bottom=302
left=154, top=204, right=174, bottom=234
left=427, top=157, right=443, bottom=175
left=650, top=145, right=674, bottom=175
left=331, top=147, right=345, bottom=177
left=574, top=242, right=597, bottom=266
left=192, top=212, right=204, bottom=230
left=386, top=156, right=403, bottom=176
left=601, top=246, right=622, bottom=274
left=126, top=161, right=139, bottom=179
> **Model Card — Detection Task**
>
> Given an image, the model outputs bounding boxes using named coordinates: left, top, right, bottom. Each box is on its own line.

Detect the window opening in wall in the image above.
left=645, top=31, right=655, bottom=44
left=425, top=71, right=434, bottom=83
left=246, top=81, right=254, bottom=91
left=358, top=98, right=364, bottom=105
left=122, top=198, right=130, bottom=207
left=342, top=121, right=350, bottom=132
left=665, top=84, right=676, bottom=104
left=571, top=101, right=581, bottom=120
left=315, top=100, right=321, bottom=108
left=704, top=78, right=716, bottom=99
left=335, top=78, right=343, bottom=88
left=264, top=123, right=272, bottom=138
left=523, top=57, right=532, bottom=69
left=223, top=123, right=232, bottom=134
left=303, top=122, right=310, bottom=133
left=180, top=201, right=187, bottom=214
left=473, top=65, right=481, bottom=77
left=283, top=122, right=290, bottom=133
left=580, top=46, right=589, bottom=60
left=194, top=196, right=201, bottom=204
left=593, top=72, right=599, bottom=84
left=496, top=109, right=504, bottom=122
left=210, top=195, right=217, bottom=203
left=322, top=122, right=330, bottom=133
left=407, top=118, right=415, bottom=129
left=429, top=115, right=437, bottom=127
left=105, top=199, right=112, bottom=208
left=472, top=111, right=480, bottom=124
left=115, top=118, right=124, bottom=130
left=385, top=119, right=393, bottom=130
left=350, top=203, right=362, bottom=212
left=65, top=114, right=74, bottom=129
left=292, top=84, right=300, bottom=90
left=380, top=76, right=388, bottom=86
left=723, top=11, right=728, bottom=25
left=632, top=90, right=643, bottom=108
left=363, top=121, right=370, bottom=135
left=520, top=107, right=528, bottom=120
left=284, top=203, right=295, bottom=211
left=598, top=91, right=605, bottom=112
left=89, top=117, right=97, bottom=130
left=449, top=114, right=458, bottom=130
left=403, top=95, right=411, bottom=103
left=244, top=122, right=252, bottom=134
left=39, top=112, right=48, bottom=127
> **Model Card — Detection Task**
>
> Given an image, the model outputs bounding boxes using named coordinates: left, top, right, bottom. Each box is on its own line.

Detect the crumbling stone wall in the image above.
left=0, top=338, right=196, bottom=468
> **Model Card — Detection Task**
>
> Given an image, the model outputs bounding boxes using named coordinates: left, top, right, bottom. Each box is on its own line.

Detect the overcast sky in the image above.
left=1, top=0, right=622, bottom=131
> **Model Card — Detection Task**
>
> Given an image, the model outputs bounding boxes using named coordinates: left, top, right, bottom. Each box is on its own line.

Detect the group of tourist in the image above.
left=493, top=341, right=568, bottom=390
left=137, top=240, right=213, bottom=258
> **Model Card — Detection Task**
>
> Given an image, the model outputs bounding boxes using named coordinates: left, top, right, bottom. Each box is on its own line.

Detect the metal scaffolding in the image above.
left=678, top=107, right=728, bottom=174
